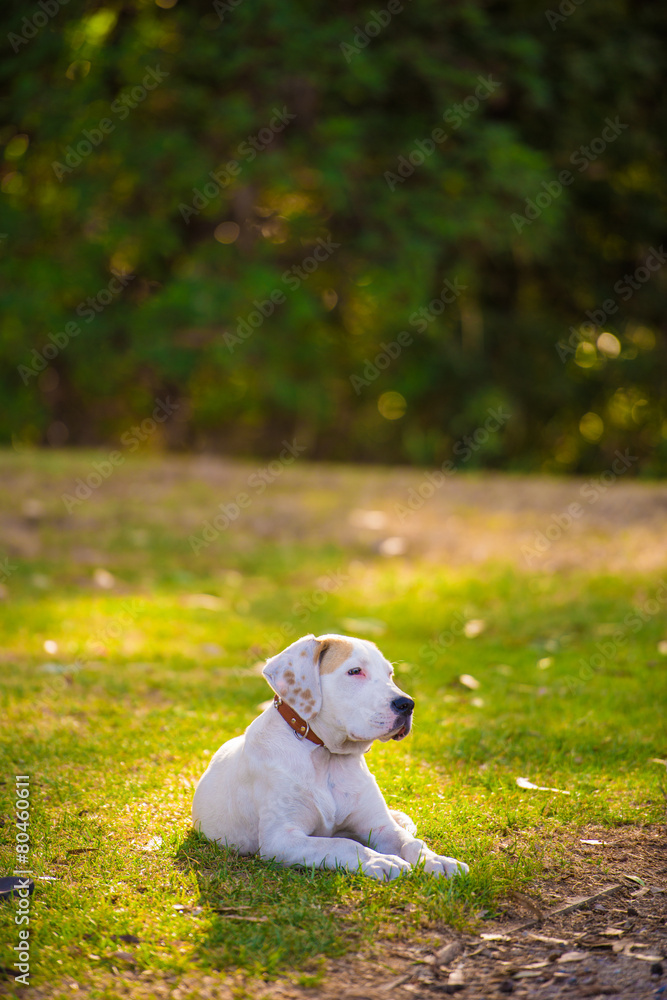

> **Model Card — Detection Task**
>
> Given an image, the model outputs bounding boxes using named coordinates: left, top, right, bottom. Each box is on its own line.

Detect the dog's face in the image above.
left=262, top=633, right=414, bottom=753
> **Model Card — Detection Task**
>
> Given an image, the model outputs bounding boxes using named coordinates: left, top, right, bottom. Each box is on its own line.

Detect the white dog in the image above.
left=192, top=634, right=469, bottom=881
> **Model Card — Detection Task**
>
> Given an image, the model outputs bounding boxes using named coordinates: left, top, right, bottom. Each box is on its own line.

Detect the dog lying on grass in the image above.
left=192, top=633, right=469, bottom=881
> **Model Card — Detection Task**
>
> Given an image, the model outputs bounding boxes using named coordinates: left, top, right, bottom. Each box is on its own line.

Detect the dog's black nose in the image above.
left=391, top=695, right=415, bottom=715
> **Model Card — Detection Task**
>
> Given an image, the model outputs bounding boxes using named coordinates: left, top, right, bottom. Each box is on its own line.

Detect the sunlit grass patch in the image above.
left=0, top=454, right=664, bottom=989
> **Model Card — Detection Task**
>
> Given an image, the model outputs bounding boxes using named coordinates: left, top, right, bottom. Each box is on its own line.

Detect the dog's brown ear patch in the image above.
left=316, top=638, right=353, bottom=674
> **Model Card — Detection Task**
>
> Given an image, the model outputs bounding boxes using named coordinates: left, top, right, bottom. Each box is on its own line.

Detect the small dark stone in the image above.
left=651, top=963, right=664, bottom=977
left=498, top=982, right=514, bottom=994
left=627, top=906, right=639, bottom=916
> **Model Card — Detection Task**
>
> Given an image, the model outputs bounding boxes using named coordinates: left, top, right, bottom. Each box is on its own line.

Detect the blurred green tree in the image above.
left=1, top=0, right=665, bottom=473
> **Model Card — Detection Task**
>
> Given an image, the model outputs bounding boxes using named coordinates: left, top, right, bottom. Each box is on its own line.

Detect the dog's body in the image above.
left=192, top=634, right=468, bottom=881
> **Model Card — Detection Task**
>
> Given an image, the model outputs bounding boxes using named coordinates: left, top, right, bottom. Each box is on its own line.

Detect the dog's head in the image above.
left=262, top=633, right=414, bottom=753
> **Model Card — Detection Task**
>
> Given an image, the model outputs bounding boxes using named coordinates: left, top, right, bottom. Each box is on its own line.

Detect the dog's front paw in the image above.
left=423, top=854, right=469, bottom=878
left=362, top=854, right=412, bottom=881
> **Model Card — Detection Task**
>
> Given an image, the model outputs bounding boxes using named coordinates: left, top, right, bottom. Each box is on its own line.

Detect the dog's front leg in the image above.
left=258, top=822, right=411, bottom=880
left=347, top=790, right=469, bottom=879
left=372, top=821, right=469, bottom=878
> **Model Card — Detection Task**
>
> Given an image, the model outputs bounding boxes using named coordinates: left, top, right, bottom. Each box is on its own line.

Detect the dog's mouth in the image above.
left=390, top=717, right=412, bottom=741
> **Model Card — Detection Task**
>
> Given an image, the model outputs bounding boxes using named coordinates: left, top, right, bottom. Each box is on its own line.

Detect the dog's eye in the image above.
left=347, top=667, right=362, bottom=676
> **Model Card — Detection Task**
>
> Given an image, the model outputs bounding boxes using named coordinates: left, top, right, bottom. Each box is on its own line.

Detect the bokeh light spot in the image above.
left=66, top=60, right=91, bottom=80
left=579, top=412, right=604, bottom=443
left=214, top=222, right=240, bottom=244
left=574, top=341, right=597, bottom=368
left=4, top=134, right=29, bottom=160
left=596, top=331, right=621, bottom=357
left=322, top=289, right=338, bottom=311
left=378, top=391, right=407, bottom=420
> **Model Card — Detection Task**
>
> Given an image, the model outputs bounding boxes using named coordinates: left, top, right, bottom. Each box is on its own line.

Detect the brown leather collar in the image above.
left=273, top=695, right=324, bottom=747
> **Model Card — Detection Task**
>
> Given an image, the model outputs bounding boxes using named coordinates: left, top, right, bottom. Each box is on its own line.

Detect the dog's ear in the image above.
left=262, top=634, right=325, bottom=720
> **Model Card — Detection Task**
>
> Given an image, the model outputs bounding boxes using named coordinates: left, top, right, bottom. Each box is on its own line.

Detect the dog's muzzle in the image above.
left=390, top=694, right=414, bottom=741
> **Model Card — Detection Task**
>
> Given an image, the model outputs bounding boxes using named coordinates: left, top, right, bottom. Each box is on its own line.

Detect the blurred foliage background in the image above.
left=1, top=0, right=665, bottom=474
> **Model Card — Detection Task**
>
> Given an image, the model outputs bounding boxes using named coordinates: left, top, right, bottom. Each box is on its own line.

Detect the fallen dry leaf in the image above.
left=182, top=594, right=225, bottom=611
left=434, top=941, right=464, bottom=966
left=557, top=951, right=588, bottom=963
left=349, top=509, right=387, bottom=530
left=527, top=934, right=568, bottom=946
left=464, top=619, right=486, bottom=638
left=107, top=951, right=136, bottom=964
left=516, top=776, right=571, bottom=795
left=378, top=536, right=406, bottom=557
left=447, top=965, right=465, bottom=988
left=142, top=836, right=163, bottom=852
left=93, top=568, right=115, bottom=589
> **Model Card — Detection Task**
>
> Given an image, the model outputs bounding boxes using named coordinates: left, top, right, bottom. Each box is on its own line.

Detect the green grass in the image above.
left=0, top=450, right=664, bottom=995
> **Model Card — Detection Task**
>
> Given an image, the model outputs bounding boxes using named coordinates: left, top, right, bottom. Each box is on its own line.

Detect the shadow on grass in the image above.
left=175, top=829, right=353, bottom=977
left=174, top=828, right=486, bottom=978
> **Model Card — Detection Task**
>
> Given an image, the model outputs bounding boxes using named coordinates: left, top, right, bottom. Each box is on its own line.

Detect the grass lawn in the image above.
left=0, top=450, right=665, bottom=998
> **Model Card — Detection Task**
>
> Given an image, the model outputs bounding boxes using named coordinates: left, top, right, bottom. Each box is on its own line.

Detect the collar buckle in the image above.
left=272, top=693, right=324, bottom=747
